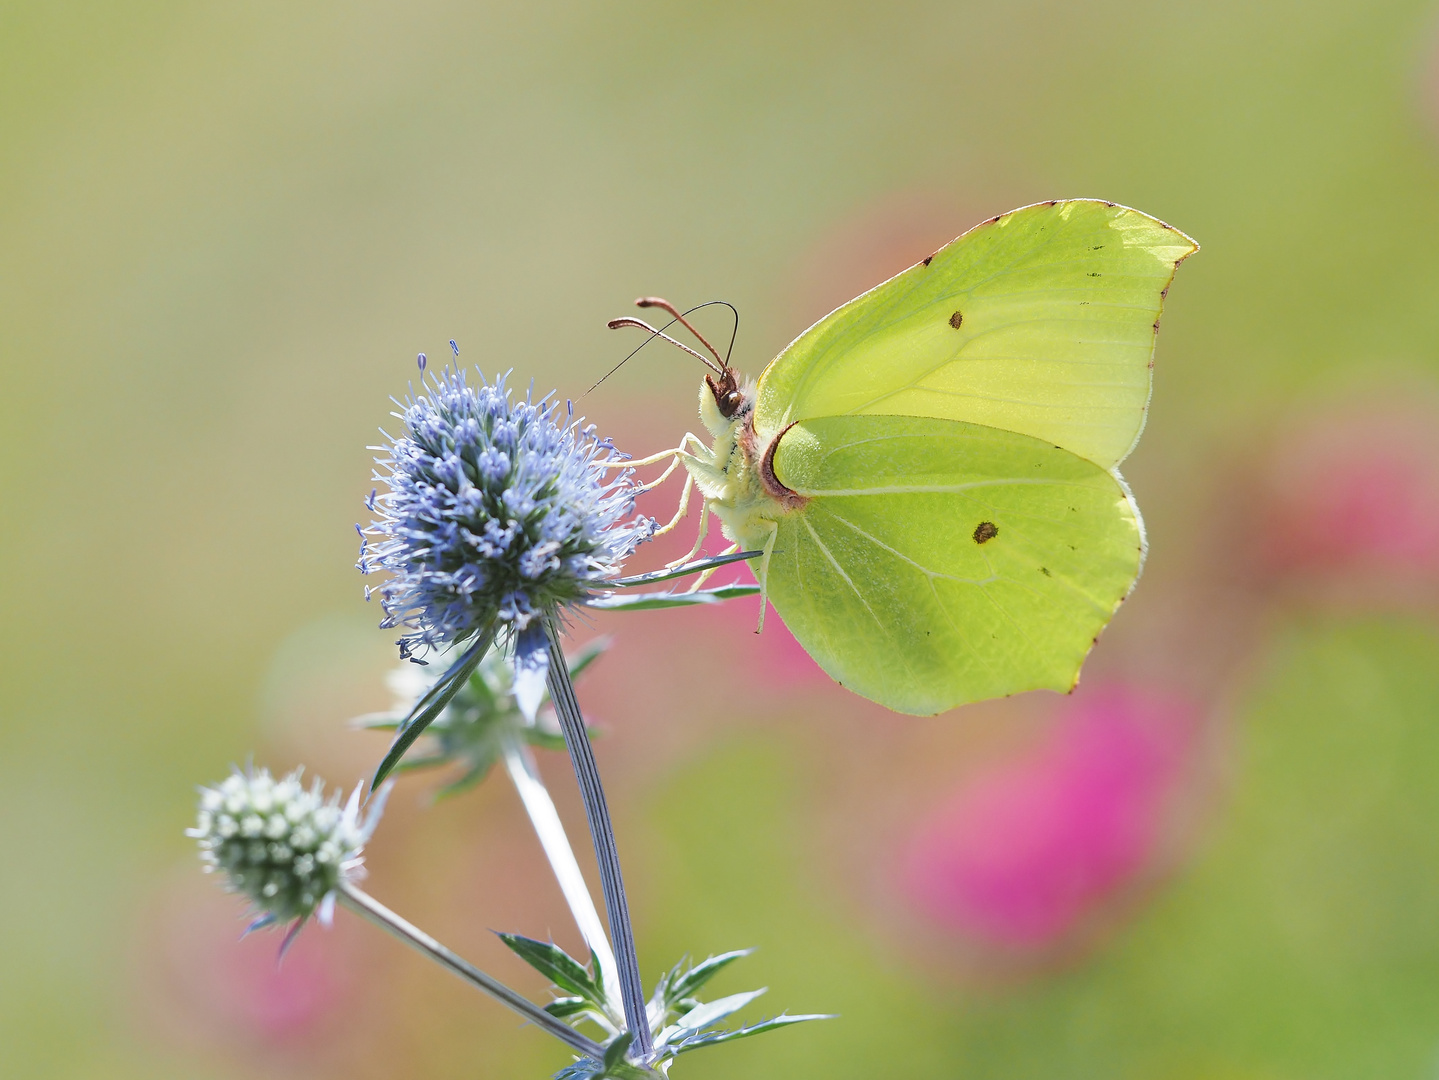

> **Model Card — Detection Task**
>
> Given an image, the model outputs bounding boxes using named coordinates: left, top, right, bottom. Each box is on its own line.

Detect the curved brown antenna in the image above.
left=634, top=297, right=728, bottom=372
left=706, top=299, right=741, bottom=369
left=588, top=296, right=734, bottom=395
left=606, top=316, right=723, bottom=375
left=585, top=315, right=711, bottom=395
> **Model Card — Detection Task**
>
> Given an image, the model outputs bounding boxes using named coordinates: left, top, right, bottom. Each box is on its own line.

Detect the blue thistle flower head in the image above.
left=358, top=368, right=653, bottom=663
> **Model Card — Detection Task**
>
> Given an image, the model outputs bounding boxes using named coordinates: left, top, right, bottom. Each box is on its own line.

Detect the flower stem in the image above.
left=542, top=613, right=653, bottom=1058
left=337, top=882, right=603, bottom=1060
left=500, top=735, right=624, bottom=1015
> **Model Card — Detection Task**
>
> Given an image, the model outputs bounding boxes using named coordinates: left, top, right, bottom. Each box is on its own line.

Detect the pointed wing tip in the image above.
left=1033, top=198, right=1202, bottom=261
left=890, top=198, right=1201, bottom=292
left=1170, top=228, right=1201, bottom=262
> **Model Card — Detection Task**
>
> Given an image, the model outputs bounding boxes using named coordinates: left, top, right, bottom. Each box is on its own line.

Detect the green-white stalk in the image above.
left=500, top=736, right=624, bottom=1016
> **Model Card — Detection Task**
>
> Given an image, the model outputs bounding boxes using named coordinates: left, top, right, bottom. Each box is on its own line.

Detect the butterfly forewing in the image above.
left=755, top=200, right=1198, bottom=470
left=766, top=414, right=1144, bottom=715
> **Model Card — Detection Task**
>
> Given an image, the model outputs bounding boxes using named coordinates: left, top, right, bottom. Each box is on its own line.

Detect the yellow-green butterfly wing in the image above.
left=768, top=415, right=1144, bottom=715
left=746, top=199, right=1194, bottom=713
left=755, top=200, right=1198, bottom=469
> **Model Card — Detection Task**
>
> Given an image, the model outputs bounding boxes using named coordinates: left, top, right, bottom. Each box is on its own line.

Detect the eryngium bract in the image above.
left=358, top=369, right=653, bottom=661
left=188, top=767, right=386, bottom=927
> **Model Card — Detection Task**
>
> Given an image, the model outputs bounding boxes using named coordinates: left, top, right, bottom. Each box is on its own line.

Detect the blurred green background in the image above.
left=7, top=1, right=1439, bottom=1076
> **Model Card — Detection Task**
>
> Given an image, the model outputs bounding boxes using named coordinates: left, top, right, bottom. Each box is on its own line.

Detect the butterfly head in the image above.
left=706, top=368, right=748, bottom=419
left=700, top=368, right=753, bottom=438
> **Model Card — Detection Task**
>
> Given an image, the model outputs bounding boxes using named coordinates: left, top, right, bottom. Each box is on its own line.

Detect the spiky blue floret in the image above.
left=359, top=369, right=653, bottom=662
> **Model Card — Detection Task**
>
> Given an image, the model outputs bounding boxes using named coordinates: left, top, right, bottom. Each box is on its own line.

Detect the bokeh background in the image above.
left=7, top=1, right=1439, bottom=1076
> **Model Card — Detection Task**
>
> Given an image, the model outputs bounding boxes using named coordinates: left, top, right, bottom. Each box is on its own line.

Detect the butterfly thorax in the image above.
left=692, top=377, right=804, bottom=552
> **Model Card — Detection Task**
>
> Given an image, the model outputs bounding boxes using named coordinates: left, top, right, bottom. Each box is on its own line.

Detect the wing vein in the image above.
left=797, top=514, right=922, bottom=686
left=817, top=506, right=998, bottom=587
left=797, top=478, right=1103, bottom=498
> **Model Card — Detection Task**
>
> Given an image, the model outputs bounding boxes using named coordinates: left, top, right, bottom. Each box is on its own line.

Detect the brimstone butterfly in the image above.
left=620, top=200, right=1197, bottom=715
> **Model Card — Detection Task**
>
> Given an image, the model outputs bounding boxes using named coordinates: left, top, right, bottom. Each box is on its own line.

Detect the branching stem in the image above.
left=336, top=883, right=603, bottom=1060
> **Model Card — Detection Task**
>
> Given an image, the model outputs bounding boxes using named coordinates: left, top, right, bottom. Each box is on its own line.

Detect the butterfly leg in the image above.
left=649, top=472, right=695, bottom=540
left=673, top=448, right=728, bottom=490
left=634, top=453, right=683, bottom=493
left=610, top=444, right=683, bottom=471
left=658, top=436, right=737, bottom=567
left=638, top=435, right=719, bottom=544
left=612, top=436, right=716, bottom=562
left=663, top=496, right=710, bottom=569
left=620, top=432, right=711, bottom=472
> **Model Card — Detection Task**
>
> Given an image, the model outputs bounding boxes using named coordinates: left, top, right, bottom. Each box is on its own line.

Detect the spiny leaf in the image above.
left=606, top=550, right=761, bottom=588
left=463, top=664, right=499, bottom=709
left=371, top=624, right=495, bottom=789
left=590, top=949, right=609, bottom=1010
left=667, top=948, right=754, bottom=1005
left=585, top=584, right=760, bottom=611
left=552, top=1058, right=603, bottom=1080
left=602, top=1031, right=633, bottom=1071
left=671, top=1013, right=836, bottom=1055
left=524, top=727, right=571, bottom=751
left=498, top=933, right=602, bottom=1004
left=431, top=759, right=497, bottom=800
left=564, top=636, right=610, bottom=680
left=551, top=1053, right=657, bottom=1080
left=657, top=988, right=767, bottom=1047
left=543, top=996, right=593, bottom=1019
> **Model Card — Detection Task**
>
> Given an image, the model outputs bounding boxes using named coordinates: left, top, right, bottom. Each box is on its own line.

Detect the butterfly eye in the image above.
left=705, top=369, right=745, bottom=419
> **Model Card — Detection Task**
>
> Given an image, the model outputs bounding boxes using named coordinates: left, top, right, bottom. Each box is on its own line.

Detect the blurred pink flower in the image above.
left=1255, top=400, right=1439, bottom=579
left=710, top=592, right=828, bottom=689
left=691, top=514, right=829, bottom=689
left=899, top=684, right=1197, bottom=946
left=141, top=874, right=369, bottom=1060
left=212, top=929, right=350, bottom=1042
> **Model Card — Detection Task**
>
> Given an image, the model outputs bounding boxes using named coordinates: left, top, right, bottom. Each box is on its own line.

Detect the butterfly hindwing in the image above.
left=755, top=200, right=1198, bottom=470
left=765, top=414, right=1144, bottom=714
